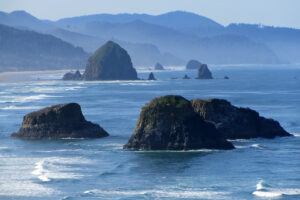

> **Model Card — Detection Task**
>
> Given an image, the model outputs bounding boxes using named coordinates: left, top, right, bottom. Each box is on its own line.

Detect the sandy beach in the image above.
left=0, top=70, right=71, bottom=82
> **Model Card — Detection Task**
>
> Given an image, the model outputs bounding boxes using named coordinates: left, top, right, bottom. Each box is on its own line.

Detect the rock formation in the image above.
left=224, top=76, right=229, bottom=79
left=148, top=72, right=156, bottom=80
left=124, top=95, right=234, bottom=150
left=183, top=74, right=191, bottom=79
left=83, top=41, right=138, bottom=80
left=186, top=59, right=201, bottom=70
left=11, top=103, right=109, bottom=139
left=154, top=63, right=164, bottom=70
left=191, top=99, right=291, bottom=139
left=196, top=64, right=213, bottom=79
left=63, top=70, right=82, bottom=80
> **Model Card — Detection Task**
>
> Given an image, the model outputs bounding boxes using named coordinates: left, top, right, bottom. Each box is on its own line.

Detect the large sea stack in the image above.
left=196, top=64, right=213, bottom=79
left=11, top=103, right=109, bottom=139
left=154, top=63, right=164, bottom=70
left=124, top=95, right=234, bottom=150
left=191, top=99, right=291, bottom=139
left=186, top=60, right=201, bottom=70
left=83, top=41, right=138, bottom=80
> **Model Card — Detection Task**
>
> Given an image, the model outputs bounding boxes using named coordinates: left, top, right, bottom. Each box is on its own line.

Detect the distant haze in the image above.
left=0, top=0, right=299, bottom=29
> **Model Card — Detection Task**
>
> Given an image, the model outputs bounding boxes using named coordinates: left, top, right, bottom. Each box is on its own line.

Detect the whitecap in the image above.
left=0, top=105, right=42, bottom=110
left=32, top=161, right=51, bottom=182
left=83, top=189, right=229, bottom=199
left=253, top=180, right=300, bottom=198
left=251, top=144, right=263, bottom=149
left=293, top=133, right=300, bottom=137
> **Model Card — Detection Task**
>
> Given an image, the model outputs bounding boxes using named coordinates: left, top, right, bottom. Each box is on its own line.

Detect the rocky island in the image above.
left=123, top=95, right=234, bottom=150
left=11, top=103, right=109, bottom=139
left=186, top=59, right=201, bottom=70
left=148, top=72, right=156, bottom=80
left=191, top=98, right=291, bottom=139
left=62, top=41, right=138, bottom=81
left=154, top=63, right=164, bottom=70
left=83, top=41, right=138, bottom=80
left=63, top=70, right=82, bottom=80
left=196, top=64, right=213, bottom=79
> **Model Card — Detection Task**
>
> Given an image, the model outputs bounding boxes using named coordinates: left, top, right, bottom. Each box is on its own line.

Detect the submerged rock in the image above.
left=62, top=70, right=82, bottom=80
left=186, top=59, right=201, bottom=70
left=196, top=64, right=213, bottom=79
left=224, top=76, right=229, bottom=79
left=148, top=72, right=156, bottom=80
left=154, top=63, right=164, bottom=70
left=123, top=95, right=234, bottom=150
left=83, top=41, right=138, bottom=80
left=191, top=99, right=291, bottom=139
left=183, top=74, right=191, bottom=79
left=11, top=103, right=109, bottom=139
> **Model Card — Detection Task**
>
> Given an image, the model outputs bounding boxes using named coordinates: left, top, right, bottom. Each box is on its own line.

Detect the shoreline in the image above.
left=0, top=69, right=71, bottom=82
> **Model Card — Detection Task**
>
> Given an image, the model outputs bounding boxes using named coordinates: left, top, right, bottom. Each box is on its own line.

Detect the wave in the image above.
left=250, top=144, right=263, bottom=149
left=253, top=180, right=300, bottom=198
left=0, top=105, right=42, bottom=110
left=293, top=133, right=300, bottom=137
left=83, top=189, right=229, bottom=199
left=0, top=94, right=60, bottom=103
left=32, top=161, right=51, bottom=182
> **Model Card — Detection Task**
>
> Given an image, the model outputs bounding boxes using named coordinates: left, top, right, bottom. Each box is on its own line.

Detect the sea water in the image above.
left=0, top=65, right=299, bottom=200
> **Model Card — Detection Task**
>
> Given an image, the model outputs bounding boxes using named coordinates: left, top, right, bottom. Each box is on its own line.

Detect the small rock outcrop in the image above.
left=191, top=99, right=291, bottom=139
left=186, top=60, right=201, bottom=70
left=183, top=74, right=191, bottom=79
left=63, top=70, right=82, bottom=80
left=124, top=95, right=234, bottom=150
left=83, top=41, right=138, bottom=80
left=148, top=72, right=156, bottom=80
left=154, top=63, right=164, bottom=70
left=11, top=103, right=109, bottom=139
left=224, top=76, right=229, bottom=79
left=196, top=64, right=213, bottom=79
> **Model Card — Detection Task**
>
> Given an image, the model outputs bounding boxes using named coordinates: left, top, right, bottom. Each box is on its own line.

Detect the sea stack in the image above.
left=148, top=72, right=156, bottom=80
left=196, top=64, right=213, bottom=79
left=154, top=63, right=164, bottom=70
left=11, top=103, right=109, bottom=139
left=124, top=95, right=234, bottom=150
left=186, top=59, right=201, bottom=70
left=183, top=74, right=191, bottom=79
left=63, top=70, right=82, bottom=80
left=83, top=41, right=138, bottom=80
left=191, top=99, right=291, bottom=139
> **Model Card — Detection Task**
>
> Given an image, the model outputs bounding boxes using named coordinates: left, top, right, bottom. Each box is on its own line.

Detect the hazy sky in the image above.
left=0, top=0, right=299, bottom=28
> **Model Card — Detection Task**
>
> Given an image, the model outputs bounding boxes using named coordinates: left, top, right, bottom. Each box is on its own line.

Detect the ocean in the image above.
left=0, top=65, right=299, bottom=200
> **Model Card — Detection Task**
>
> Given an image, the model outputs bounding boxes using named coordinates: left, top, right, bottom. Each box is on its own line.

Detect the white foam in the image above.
left=253, top=191, right=282, bottom=198
left=293, top=133, right=300, bottom=137
left=32, top=161, right=51, bottom=182
left=0, top=105, right=42, bottom=110
left=251, top=144, right=263, bottom=149
left=0, top=94, right=60, bottom=103
left=253, top=180, right=300, bottom=198
left=83, top=189, right=229, bottom=199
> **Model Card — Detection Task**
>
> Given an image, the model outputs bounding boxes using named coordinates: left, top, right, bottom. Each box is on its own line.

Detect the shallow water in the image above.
left=0, top=65, right=300, bottom=199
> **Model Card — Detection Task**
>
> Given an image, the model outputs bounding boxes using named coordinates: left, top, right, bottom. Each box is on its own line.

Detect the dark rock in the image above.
left=148, top=72, right=156, bottom=80
left=11, top=103, right=109, bottom=139
left=191, top=99, right=291, bottom=139
left=123, top=95, right=234, bottom=150
left=196, top=64, right=213, bottom=79
left=224, top=76, right=229, bottom=79
left=186, top=59, right=201, bottom=70
left=154, top=63, right=164, bottom=70
left=183, top=74, right=191, bottom=79
left=83, top=41, right=138, bottom=80
left=63, top=70, right=82, bottom=80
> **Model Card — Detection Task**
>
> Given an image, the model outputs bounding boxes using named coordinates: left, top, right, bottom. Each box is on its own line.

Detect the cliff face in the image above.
left=124, top=95, right=234, bottom=150
left=191, top=99, right=291, bottom=139
left=83, top=41, right=138, bottom=80
left=11, top=103, right=109, bottom=139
